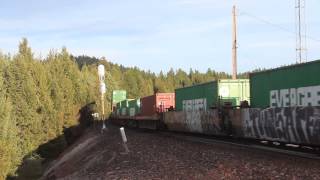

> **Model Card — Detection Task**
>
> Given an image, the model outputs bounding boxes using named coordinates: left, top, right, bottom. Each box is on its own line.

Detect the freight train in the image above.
left=110, top=60, right=320, bottom=147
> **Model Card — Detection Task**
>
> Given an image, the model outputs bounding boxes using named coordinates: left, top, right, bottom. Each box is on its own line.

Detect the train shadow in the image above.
left=7, top=102, right=96, bottom=180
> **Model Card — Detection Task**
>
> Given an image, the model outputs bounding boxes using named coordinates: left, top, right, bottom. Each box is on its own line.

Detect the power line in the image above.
left=238, top=11, right=320, bottom=43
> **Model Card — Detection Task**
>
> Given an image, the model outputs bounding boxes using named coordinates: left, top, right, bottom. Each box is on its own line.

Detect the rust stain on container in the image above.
left=228, top=109, right=243, bottom=137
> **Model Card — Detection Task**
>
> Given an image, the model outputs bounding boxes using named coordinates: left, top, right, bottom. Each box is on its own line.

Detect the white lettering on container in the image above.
left=270, top=85, right=320, bottom=107
left=182, top=98, right=207, bottom=111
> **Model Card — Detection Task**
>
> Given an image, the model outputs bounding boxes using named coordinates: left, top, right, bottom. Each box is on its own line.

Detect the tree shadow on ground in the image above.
left=7, top=102, right=96, bottom=180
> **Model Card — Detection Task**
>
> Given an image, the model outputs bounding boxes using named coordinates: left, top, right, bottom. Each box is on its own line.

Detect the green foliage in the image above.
left=73, top=55, right=99, bottom=69
left=74, top=56, right=236, bottom=101
left=0, top=40, right=100, bottom=178
left=0, top=53, right=20, bottom=179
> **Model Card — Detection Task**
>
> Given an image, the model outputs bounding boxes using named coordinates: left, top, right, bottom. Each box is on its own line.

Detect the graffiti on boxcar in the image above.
left=164, top=110, right=225, bottom=135
left=184, top=110, right=224, bottom=135
left=243, top=107, right=320, bottom=144
left=200, top=110, right=222, bottom=135
left=185, top=111, right=203, bottom=133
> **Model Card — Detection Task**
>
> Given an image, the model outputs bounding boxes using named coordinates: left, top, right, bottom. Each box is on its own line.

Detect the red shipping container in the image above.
left=140, top=93, right=175, bottom=116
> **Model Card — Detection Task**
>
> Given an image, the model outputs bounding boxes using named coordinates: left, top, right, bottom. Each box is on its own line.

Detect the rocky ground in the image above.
left=41, top=125, right=320, bottom=180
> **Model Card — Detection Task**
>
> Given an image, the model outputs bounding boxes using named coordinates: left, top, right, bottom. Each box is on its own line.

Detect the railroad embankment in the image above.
left=41, top=125, right=320, bottom=180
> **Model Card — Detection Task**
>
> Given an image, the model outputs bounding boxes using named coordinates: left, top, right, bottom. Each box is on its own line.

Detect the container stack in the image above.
left=175, top=79, right=250, bottom=111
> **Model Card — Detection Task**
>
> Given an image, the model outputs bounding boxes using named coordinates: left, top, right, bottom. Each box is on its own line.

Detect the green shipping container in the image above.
left=120, top=99, right=133, bottom=108
left=116, top=100, right=125, bottom=110
left=250, top=59, right=320, bottom=108
left=218, top=79, right=250, bottom=106
left=115, top=101, right=122, bottom=115
left=175, top=79, right=250, bottom=111
left=128, top=99, right=141, bottom=116
left=112, top=90, right=127, bottom=105
left=116, top=99, right=133, bottom=116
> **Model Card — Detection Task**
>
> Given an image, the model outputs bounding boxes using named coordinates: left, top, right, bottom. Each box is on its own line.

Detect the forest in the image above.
left=0, top=39, right=249, bottom=178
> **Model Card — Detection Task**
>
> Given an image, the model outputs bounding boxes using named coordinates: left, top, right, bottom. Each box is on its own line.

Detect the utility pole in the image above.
left=232, top=5, right=238, bottom=80
left=295, top=0, right=307, bottom=63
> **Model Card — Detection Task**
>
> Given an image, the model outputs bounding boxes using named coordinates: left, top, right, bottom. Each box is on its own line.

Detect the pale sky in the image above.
left=0, top=0, right=319, bottom=73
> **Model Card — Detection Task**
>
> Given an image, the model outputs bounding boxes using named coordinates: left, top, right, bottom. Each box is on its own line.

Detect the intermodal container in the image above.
left=128, top=99, right=141, bottom=116
left=140, top=93, right=175, bottom=116
left=175, top=81, right=217, bottom=111
left=112, top=90, right=127, bottom=105
left=115, top=101, right=121, bottom=115
left=117, top=99, right=134, bottom=116
left=175, top=79, right=250, bottom=111
left=112, top=90, right=126, bottom=112
left=218, top=79, right=250, bottom=107
left=250, top=59, right=320, bottom=108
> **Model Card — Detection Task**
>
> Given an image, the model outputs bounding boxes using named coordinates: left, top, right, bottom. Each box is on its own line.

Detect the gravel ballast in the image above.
left=42, top=125, right=320, bottom=180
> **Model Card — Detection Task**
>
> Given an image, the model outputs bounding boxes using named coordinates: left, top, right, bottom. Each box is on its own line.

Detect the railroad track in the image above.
left=158, top=131, right=320, bottom=161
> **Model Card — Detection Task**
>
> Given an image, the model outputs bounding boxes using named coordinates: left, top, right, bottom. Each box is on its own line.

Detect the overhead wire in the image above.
left=238, top=10, right=320, bottom=43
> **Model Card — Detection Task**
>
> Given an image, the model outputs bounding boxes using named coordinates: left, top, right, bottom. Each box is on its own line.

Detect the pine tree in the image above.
left=0, top=52, right=19, bottom=178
